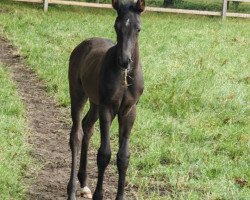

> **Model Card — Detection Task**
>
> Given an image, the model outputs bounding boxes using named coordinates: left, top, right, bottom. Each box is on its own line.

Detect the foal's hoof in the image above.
left=92, top=191, right=103, bottom=200
left=115, top=195, right=125, bottom=200
left=67, top=195, right=76, bottom=200
left=80, top=186, right=92, bottom=199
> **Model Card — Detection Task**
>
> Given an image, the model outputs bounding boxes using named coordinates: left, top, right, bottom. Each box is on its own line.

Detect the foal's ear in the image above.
left=135, top=0, right=145, bottom=12
left=112, top=0, right=119, bottom=10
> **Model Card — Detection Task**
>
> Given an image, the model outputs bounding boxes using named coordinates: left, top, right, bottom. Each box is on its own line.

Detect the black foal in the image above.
left=67, top=0, right=145, bottom=199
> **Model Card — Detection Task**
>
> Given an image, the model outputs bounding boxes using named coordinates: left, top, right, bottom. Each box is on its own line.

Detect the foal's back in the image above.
left=69, top=37, right=114, bottom=105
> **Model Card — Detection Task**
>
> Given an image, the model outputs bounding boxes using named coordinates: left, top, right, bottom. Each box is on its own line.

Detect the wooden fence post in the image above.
left=222, top=0, right=228, bottom=19
left=44, top=0, right=49, bottom=12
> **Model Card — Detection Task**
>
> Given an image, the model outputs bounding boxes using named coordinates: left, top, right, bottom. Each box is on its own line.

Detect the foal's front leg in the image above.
left=116, top=106, right=136, bottom=200
left=93, top=106, right=115, bottom=200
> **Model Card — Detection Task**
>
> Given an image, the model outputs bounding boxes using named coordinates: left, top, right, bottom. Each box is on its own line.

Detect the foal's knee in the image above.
left=117, top=151, right=130, bottom=172
left=97, top=148, right=111, bottom=170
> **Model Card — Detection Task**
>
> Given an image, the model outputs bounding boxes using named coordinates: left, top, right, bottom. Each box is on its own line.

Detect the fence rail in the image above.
left=13, top=0, right=250, bottom=19
left=222, top=0, right=250, bottom=19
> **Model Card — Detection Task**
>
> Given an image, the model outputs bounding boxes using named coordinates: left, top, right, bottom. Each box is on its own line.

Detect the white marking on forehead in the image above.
left=125, top=19, right=130, bottom=26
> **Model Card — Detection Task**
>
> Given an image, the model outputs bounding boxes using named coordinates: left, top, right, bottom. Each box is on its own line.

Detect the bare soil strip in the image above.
left=0, top=36, right=137, bottom=200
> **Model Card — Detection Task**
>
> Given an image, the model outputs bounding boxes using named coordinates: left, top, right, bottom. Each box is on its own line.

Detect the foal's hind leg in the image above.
left=67, top=87, right=87, bottom=200
left=78, top=103, right=99, bottom=198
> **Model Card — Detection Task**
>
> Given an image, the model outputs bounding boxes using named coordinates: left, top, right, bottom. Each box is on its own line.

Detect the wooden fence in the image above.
left=14, top=0, right=250, bottom=19
left=222, top=0, right=250, bottom=19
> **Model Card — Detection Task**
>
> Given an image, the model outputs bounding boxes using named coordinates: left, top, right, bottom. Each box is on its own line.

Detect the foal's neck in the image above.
left=131, top=41, right=140, bottom=69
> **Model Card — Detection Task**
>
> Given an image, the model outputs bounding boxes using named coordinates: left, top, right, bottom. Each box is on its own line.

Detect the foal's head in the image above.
left=112, top=0, right=145, bottom=70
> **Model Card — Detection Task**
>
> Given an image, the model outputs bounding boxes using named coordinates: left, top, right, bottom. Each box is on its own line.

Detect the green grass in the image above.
left=0, top=65, right=31, bottom=200
left=0, top=1, right=249, bottom=199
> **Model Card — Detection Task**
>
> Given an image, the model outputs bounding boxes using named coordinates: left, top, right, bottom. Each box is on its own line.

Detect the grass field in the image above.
left=0, top=1, right=249, bottom=199
left=0, top=65, right=30, bottom=200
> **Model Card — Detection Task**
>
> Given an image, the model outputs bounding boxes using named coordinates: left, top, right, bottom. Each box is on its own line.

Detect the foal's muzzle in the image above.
left=118, top=55, right=132, bottom=70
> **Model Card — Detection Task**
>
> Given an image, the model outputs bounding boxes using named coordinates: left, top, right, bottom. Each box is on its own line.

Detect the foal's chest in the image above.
left=102, top=75, right=143, bottom=110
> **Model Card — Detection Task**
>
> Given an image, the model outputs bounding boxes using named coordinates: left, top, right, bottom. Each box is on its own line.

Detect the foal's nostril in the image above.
left=128, top=58, right=132, bottom=64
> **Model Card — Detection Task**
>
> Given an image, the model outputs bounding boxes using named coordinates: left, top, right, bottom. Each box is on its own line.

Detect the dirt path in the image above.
left=0, top=36, right=137, bottom=200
